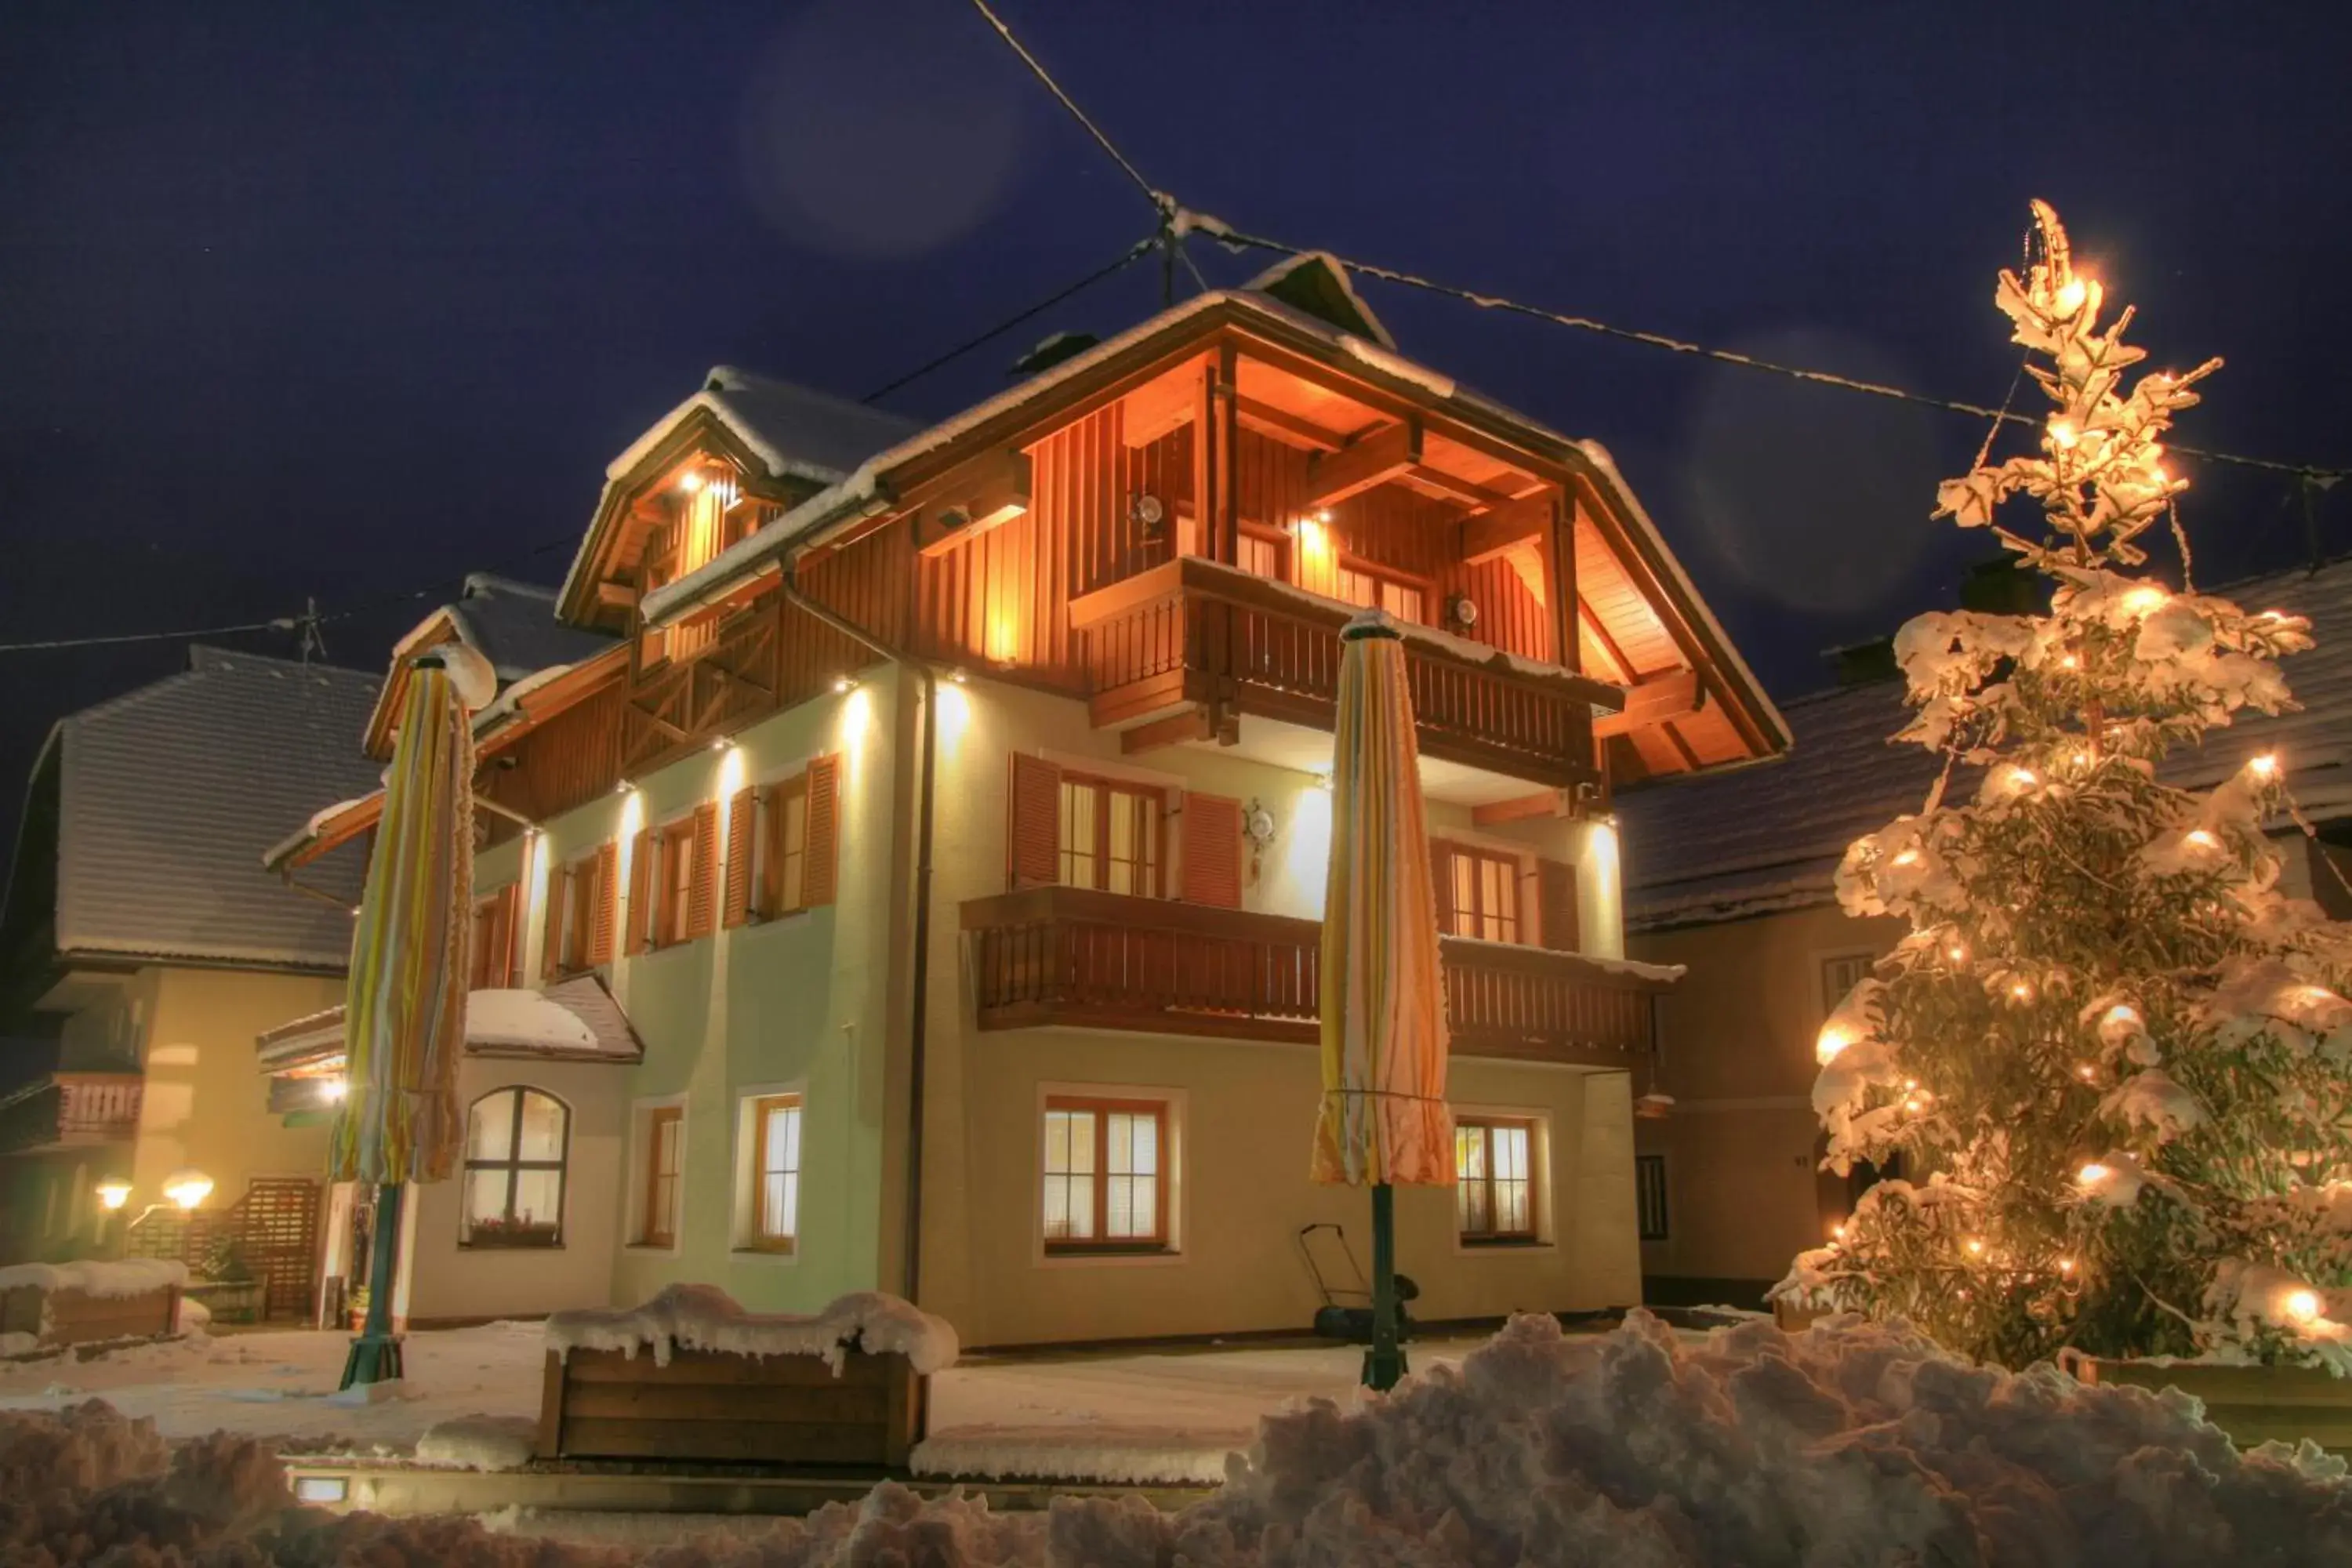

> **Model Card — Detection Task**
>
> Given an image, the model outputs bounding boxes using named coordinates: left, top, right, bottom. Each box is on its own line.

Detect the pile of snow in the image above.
left=416, top=1414, right=537, bottom=1471
left=915, top=1425, right=1232, bottom=1487
left=12, top=1312, right=2352, bottom=1563
left=547, top=1285, right=960, bottom=1374
left=0, top=1259, right=188, bottom=1301
left=175, top=1295, right=211, bottom=1336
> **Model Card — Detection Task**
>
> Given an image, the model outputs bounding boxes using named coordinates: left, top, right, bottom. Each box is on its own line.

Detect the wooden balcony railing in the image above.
left=0, top=1073, right=143, bottom=1156
left=962, top=885, right=1664, bottom=1067
left=1070, top=556, right=1621, bottom=790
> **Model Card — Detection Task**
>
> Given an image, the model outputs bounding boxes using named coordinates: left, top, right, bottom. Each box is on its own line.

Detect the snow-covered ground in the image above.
left=8, top=1312, right=2352, bottom=1565
left=0, top=1319, right=1493, bottom=1482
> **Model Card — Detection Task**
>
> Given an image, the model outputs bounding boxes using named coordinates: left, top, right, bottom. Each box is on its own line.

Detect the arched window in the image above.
left=462, top=1087, right=568, bottom=1247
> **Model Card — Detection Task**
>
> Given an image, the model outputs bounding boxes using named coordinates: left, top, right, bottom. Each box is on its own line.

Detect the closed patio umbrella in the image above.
left=331, top=646, right=492, bottom=1387
left=1313, top=612, right=1453, bottom=1390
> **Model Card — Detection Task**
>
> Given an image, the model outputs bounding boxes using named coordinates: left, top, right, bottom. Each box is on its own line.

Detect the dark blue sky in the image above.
left=3, top=0, right=2347, bottom=871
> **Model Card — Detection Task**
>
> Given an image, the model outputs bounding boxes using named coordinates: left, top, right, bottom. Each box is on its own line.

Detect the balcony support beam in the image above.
left=1305, top=420, right=1421, bottom=509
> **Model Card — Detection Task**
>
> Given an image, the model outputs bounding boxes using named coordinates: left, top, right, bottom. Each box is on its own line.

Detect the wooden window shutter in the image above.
left=1181, top=793, right=1243, bottom=908
left=539, top=862, right=568, bottom=980
left=589, top=841, right=620, bottom=966
left=623, top=829, right=655, bottom=956
left=722, top=786, right=758, bottom=928
left=1007, top=753, right=1062, bottom=889
left=1538, top=857, right=1580, bottom=953
left=1430, top=840, right=1459, bottom=934
left=492, top=882, right=520, bottom=986
left=804, top=755, right=841, bottom=908
left=687, top=802, right=721, bottom=938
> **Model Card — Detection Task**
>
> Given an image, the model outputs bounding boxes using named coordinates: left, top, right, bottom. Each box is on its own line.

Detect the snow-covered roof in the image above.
left=441, top=575, right=612, bottom=684
left=253, top=974, right=644, bottom=1072
left=561, top=368, right=920, bottom=620
left=1619, top=556, right=2352, bottom=931
left=3, top=648, right=383, bottom=972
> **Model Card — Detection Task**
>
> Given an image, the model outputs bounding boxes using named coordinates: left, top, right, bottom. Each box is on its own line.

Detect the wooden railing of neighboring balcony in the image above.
left=962, top=886, right=1664, bottom=1068
left=0, top=1073, right=144, bottom=1156
left=1069, top=556, right=1621, bottom=791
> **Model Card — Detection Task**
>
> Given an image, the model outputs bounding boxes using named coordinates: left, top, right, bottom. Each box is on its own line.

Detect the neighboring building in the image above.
left=266, top=256, right=1789, bottom=1345
left=0, top=647, right=380, bottom=1316
left=1621, top=557, right=2352, bottom=1311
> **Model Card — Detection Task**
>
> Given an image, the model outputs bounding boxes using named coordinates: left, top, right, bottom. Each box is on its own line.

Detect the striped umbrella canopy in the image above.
left=1313, top=612, right=1454, bottom=1188
left=328, top=652, right=489, bottom=1185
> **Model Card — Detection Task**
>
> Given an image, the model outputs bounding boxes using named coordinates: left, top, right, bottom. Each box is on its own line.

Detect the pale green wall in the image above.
left=477, top=665, right=904, bottom=1316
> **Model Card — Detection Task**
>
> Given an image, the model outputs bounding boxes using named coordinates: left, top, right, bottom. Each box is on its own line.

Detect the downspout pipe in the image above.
left=775, top=568, right=938, bottom=1306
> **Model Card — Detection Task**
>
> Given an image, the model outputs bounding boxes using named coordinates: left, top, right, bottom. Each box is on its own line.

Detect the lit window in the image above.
left=640, top=1105, right=684, bottom=1247
left=462, top=1088, right=568, bottom=1247
left=1042, top=1097, right=1168, bottom=1251
left=1330, top=561, right=1425, bottom=624
left=749, top=1094, right=802, bottom=1251
left=1237, top=529, right=1287, bottom=581
left=1456, top=1117, right=1535, bottom=1243
left=1441, top=843, right=1523, bottom=944
left=659, top=819, right=697, bottom=946
left=561, top=852, right=604, bottom=973
left=765, top=775, right=811, bottom=915
left=1056, top=775, right=1162, bottom=897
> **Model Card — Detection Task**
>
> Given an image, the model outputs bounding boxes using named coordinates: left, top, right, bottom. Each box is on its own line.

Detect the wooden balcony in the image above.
left=1069, top=556, right=1619, bottom=790
left=962, top=886, right=1664, bottom=1068
left=0, top=1073, right=143, bottom=1156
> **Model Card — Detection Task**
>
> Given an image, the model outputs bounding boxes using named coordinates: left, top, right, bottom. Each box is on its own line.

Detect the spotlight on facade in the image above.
left=95, top=1180, right=132, bottom=1211
left=163, top=1171, right=214, bottom=1211
left=833, top=673, right=858, bottom=695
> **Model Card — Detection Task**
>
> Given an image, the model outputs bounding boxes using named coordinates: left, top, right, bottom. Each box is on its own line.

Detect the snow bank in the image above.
left=546, top=1285, right=960, bottom=1374
left=0, top=1258, right=188, bottom=1300
left=416, top=1414, right=538, bottom=1471
left=913, top=1425, right=1231, bottom=1486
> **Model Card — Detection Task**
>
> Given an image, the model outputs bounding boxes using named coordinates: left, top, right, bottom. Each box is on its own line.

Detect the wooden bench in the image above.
left=536, top=1344, right=928, bottom=1468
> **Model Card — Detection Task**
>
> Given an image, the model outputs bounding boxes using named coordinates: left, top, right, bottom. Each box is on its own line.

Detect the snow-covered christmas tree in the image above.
left=1777, top=201, right=2352, bottom=1371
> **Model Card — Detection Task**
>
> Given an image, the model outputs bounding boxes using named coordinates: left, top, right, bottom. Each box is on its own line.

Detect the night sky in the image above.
left=5, top=1, right=2347, bottom=883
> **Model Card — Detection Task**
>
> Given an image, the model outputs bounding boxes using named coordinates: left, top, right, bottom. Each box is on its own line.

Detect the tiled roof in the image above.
left=1619, top=557, right=2352, bottom=931
left=41, top=648, right=383, bottom=969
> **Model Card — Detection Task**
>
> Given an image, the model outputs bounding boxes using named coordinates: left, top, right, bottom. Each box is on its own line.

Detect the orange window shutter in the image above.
left=1538, top=857, right=1580, bottom=953
left=590, top=841, right=620, bottom=965
left=804, top=755, right=841, bottom=907
left=1181, top=793, right=1244, bottom=908
left=688, top=802, right=721, bottom=938
left=540, top=864, right=567, bottom=980
left=493, top=883, right=520, bottom=986
left=1007, top=753, right=1062, bottom=889
left=722, top=786, right=757, bottom=928
left=623, top=829, right=655, bottom=956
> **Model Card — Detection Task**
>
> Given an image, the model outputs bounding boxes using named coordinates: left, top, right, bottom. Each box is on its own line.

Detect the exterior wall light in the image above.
left=163, top=1171, right=214, bottom=1211
left=95, top=1180, right=132, bottom=1211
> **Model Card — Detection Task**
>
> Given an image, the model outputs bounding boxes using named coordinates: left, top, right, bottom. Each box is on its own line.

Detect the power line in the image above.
left=964, top=0, right=1163, bottom=213
left=862, top=234, right=1160, bottom=402
left=0, top=615, right=314, bottom=655
left=1202, top=222, right=2347, bottom=484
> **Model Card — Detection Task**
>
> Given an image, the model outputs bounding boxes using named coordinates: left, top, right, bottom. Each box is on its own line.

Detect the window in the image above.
left=659, top=819, right=698, bottom=947
left=1237, top=527, right=1288, bottom=582
left=1333, top=561, right=1425, bottom=624
left=1821, top=952, right=1876, bottom=1015
left=1042, top=1097, right=1168, bottom=1252
left=1636, top=1153, right=1670, bottom=1241
left=462, top=1088, right=568, bottom=1247
left=469, top=885, right=518, bottom=989
left=756, top=759, right=840, bottom=919
left=553, top=850, right=611, bottom=975
left=1056, top=775, right=1163, bottom=897
left=747, top=1093, right=803, bottom=1252
left=1440, top=842, right=1523, bottom=945
left=1456, top=1117, right=1536, bottom=1243
left=640, top=1105, right=684, bottom=1247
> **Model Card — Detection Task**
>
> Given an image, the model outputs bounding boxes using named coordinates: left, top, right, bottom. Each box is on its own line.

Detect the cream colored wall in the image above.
left=499, top=666, right=903, bottom=1315
left=129, top=964, right=344, bottom=1218
left=1626, top=902, right=1902, bottom=1294
left=909, top=677, right=1640, bottom=1345
left=398, top=1054, right=626, bottom=1323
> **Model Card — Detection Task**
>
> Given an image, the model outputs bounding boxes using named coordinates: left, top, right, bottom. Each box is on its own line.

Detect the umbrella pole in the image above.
left=1363, top=1181, right=1408, bottom=1391
left=339, top=1181, right=405, bottom=1389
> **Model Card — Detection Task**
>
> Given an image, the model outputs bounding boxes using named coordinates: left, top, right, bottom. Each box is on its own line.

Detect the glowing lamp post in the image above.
left=163, top=1171, right=214, bottom=1210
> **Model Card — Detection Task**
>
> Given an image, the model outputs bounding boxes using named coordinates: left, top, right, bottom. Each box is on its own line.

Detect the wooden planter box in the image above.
left=0, top=1283, right=180, bottom=1347
left=537, top=1345, right=929, bottom=1469
left=2071, top=1359, right=2352, bottom=1454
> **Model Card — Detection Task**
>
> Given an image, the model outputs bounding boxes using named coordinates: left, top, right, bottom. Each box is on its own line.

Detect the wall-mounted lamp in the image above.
left=322, top=1076, right=349, bottom=1103
left=833, top=673, right=858, bottom=695
left=677, top=470, right=706, bottom=494
left=95, top=1180, right=132, bottom=1212
left=163, top=1171, right=214, bottom=1211
left=613, top=779, right=633, bottom=797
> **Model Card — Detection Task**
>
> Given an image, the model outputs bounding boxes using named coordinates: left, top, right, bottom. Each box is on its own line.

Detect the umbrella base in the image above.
left=339, top=1332, right=405, bottom=1389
